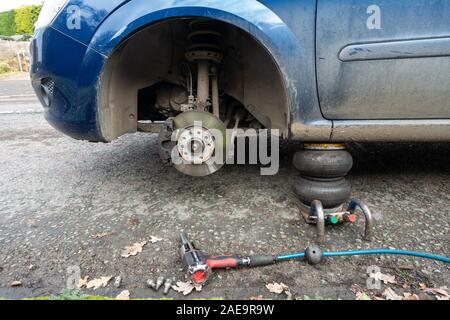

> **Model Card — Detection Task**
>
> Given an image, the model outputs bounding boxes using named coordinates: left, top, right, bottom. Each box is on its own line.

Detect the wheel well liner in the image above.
left=97, top=16, right=292, bottom=141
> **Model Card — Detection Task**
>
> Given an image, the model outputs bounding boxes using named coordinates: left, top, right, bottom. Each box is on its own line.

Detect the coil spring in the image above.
left=185, top=19, right=223, bottom=63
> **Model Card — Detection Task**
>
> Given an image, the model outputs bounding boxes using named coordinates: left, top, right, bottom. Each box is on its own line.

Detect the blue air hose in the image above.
left=277, top=249, right=450, bottom=264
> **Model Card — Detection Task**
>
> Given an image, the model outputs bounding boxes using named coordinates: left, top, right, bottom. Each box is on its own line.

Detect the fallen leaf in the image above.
left=77, top=276, right=89, bottom=289
left=370, top=272, right=396, bottom=284
left=116, top=290, right=130, bottom=300
left=403, top=293, right=420, bottom=300
left=86, top=276, right=112, bottom=290
left=250, top=295, right=265, bottom=300
left=382, top=288, right=403, bottom=300
left=121, top=241, right=147, bottom=258
left=150, top=236, right=163, bottom=243
left=424, top=286, right=449, bottom=297
left=172, top=281, right=195, bottom=296
left=355, top=292, right=372, bottom=300
left=285, top=290, right=294, bottom=300
left=421, top=286, right=450, bottom=300
left=266, top=282, right=288, bottom=295
left=11, top=281, right=22, bottom=287
left=92, top=232, right=114, bottom=239
left=350, top=284, right=365, bottom=294
left=129, top=216, right=140, bottom=227
left=397, top=265, right=415, bottom=270
left=25, top=218, right=37, bottom=227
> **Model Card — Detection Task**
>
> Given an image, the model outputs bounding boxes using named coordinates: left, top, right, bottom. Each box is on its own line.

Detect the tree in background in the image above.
left=0, top=10, right=16, bottom=36
left=15, top=5, right=42, bottom=35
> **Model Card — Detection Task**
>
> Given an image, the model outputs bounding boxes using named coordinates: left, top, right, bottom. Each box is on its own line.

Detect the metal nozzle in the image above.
left=156, top=276, right=165, bottom=291
left=146, top=279, right=157, bottom=290
left=163, top=278, right=173, bottom=295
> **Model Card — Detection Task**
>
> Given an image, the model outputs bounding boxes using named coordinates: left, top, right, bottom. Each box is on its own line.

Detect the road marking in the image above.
left=0, top=110, right=43, bottom=114
left=0, top=94, right=37, bottom=100
left=0, top=93, right=36, bottom=99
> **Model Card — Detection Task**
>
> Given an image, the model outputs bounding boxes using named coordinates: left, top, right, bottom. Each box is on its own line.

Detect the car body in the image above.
left=31, top=0, right=450, bottom=143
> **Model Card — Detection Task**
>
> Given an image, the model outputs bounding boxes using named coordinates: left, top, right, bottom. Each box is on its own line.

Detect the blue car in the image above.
left=31, top=0, right=450, bottom=178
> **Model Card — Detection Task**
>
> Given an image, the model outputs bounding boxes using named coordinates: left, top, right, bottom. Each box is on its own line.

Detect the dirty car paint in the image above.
left=30, top=0, right=450, bottom=142
left=32, top=0, right=319, bottom=141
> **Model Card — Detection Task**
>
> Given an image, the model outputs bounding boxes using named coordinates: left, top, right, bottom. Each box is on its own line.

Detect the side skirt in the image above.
left=331, top=119, right=450, bottom=142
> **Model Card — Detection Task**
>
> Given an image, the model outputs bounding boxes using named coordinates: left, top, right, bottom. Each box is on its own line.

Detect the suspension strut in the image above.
left=185, top=19, right=223, bottom=115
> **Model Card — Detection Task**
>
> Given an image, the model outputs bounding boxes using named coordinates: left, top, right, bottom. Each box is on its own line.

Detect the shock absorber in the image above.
left=185, top=19, right=223, bottom=116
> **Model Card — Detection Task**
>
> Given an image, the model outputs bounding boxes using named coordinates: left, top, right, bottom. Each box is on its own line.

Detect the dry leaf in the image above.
left=250, top=295, right=265, bottom=300
left=352, top=283, right=371, bottom=300
left=121, top=241, right=147, bottom=258
left=77, top=276, right=89, bottom=288
left=150, top=236, right=163, bottom=243
left=403, top=293, right=420, bottom=300
left=11, top=281, right=22, bottom=287
left=266, top=282, right=288, bottom=295
left=421, top=286, right=450, bottom=300
left=25, top=218, right=37, bottom=227
left=172, top=281, right=195, bottom=296
left=116, top=290, right=130, bottom=300
left=86, top=276, right=112, bottom=290
left=382, top=288, right=403, bottom=300
left=397, top=265, right=415, bottom=270
left=92, top=232, right=114, bottom=239
left=285, top=290, right=294, bottom=300
left=421, top=286, right=450, bottom=298
left=370, top=272, right=396, bottom=284
left=350, top=284, right=365, bottom=294
left=355, top=292, right=371, bottom=300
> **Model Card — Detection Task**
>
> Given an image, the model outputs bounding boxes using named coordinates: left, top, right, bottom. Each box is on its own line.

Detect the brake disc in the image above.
left=160, top=111, right=228, bottom=177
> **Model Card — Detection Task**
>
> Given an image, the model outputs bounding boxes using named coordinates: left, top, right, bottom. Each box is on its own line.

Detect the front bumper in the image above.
left=30, top=26, right=106, bottom=141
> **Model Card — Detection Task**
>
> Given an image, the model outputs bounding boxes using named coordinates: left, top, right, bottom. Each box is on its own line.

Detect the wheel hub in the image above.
left=176, top=126, right=216, bottom=164
left=159, top=111, right=228, bottom=177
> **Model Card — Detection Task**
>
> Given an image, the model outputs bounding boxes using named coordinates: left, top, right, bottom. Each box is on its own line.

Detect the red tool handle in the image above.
left=206, top=255, right=239, bottom=269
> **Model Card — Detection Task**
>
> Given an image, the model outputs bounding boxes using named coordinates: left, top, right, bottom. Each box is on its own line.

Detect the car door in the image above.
left=316, top=0, right=450, bottom=120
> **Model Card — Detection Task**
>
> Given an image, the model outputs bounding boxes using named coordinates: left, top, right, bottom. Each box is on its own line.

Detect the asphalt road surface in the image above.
left=0, top=73, right=41, bottom=114
left=0, top=74, right=449, bottom=300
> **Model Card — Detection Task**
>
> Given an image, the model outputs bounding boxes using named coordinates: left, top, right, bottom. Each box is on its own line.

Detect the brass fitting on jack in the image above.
left=303, top=143, right=346, bottom=150
left=308, top=199, right=373, bottom=244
